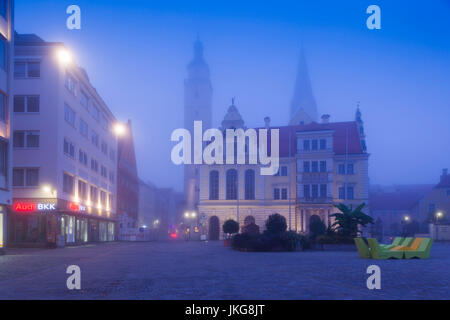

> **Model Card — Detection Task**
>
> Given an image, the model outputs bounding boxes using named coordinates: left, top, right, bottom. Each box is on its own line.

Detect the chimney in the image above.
left=441, top=168, right=448, bottom=182
left=321, top=114, right=330, bottom=124
left=264, top=116, right=270, bottom=129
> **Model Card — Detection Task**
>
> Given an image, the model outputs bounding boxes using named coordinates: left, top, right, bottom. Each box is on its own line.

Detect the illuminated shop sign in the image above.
left=68, top=203, right=86, bottom=212
left=14, top=202, right=57, bottom=212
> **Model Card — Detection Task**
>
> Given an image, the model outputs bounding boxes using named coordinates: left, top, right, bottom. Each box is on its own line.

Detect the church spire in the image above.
left=289, top=46, right=318, bottom=125
left=187, top=36, right=210, bottom=80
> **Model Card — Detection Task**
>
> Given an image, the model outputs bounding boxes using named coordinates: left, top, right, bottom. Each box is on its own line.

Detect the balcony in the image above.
left=299, top=172, right=330, bottom=184
left=297, top=197, right=333, bottom=204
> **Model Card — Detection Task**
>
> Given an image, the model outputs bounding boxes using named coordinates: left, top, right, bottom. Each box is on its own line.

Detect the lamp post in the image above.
left=184, top=211, right=197, bottom=241
left=435, top=212, right=443, bottom=241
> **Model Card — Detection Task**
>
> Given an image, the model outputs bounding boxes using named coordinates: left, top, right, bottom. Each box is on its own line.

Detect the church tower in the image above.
left=289, top=47, right=318, bottom=125
left=184, top=38, right=213, bottom=209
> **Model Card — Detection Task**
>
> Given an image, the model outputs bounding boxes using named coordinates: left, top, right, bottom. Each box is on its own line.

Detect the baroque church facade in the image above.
left=183, top=40, right=369, bottom=239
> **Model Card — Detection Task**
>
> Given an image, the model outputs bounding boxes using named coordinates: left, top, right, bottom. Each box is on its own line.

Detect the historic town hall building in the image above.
left=184, top=42, right=370, bottom=239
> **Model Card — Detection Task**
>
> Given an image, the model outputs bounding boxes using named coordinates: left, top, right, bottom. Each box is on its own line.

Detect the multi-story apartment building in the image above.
left=9, top=33, right=118, bottom=246
left=0, top=0, right=13, bottom=253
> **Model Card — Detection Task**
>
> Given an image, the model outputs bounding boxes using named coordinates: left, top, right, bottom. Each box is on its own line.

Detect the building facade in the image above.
left=0, top=0, right=13, bottom=252
left=117, top=120, right=139, bottom=239
left=197, top=49, right=370, bottom=239
left=9, top=34, right=117, bottom=246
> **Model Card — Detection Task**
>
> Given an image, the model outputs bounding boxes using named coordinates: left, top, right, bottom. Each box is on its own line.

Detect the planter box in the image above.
left=320, top=244, right=356, bottom=251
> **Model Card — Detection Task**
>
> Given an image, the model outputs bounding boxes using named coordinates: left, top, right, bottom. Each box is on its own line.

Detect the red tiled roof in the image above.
left=261, top=121, right=364, bottom=157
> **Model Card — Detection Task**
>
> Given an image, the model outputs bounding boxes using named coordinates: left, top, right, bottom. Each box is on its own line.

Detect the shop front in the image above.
left=8, top=198, right=116, bottom=247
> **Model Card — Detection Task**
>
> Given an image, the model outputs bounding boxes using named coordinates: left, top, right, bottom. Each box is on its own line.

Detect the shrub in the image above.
left=231, top=233, right=259, bottom=251
left=223, top=219, right=239, bottom=237
left=309, top=215, right=326, bottom=239
left=316, top=234, right=354, bottom=245
left=242, top=222, right=260, bottom=235
left=265, top=213, right=287, bottom=235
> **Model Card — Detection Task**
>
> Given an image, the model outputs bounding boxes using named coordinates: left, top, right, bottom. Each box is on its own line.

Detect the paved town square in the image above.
left=0, top=241, right=449, bottom=300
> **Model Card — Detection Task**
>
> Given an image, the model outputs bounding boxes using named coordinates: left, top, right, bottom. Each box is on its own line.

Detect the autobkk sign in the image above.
left=13, top=201, right=57, bottom=212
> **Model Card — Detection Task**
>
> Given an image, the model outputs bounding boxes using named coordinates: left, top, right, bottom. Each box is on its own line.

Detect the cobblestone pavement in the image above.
left=0, top=241, right=449, bottom=300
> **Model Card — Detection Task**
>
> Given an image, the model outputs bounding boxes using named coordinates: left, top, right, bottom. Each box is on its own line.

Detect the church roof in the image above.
left=272, top=121, right=365, bottom=157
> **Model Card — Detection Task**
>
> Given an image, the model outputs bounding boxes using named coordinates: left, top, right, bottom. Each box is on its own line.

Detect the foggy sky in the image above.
left=15, top=0, right=450, bottom=191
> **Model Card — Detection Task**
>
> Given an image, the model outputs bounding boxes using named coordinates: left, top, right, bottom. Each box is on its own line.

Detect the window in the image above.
left=108, top=194, right=114, bottom=209
left=28, top=62, right=40, bottom=78
left=109, top=171, right=115, bottom=183
left=90, top=186, right=98, bottom=203
left=320, top=161, right=326, bottom=172
left=91, top=104, right=100, bottom=121
left=347, top=186, right=354, bottom=200
left=64, top=104, right=76, bottom=127
left=14, top=95, right=40, bottom=113
left=311, top=140, right=318, bottom=150
left=0, top=93, right=5, bottom=121
left=13, top=168, right=39, bottom=187
left=100, top=191, right=107, bottom=206
left=281, top=166, right=288, bottom=176
left=63, top=138, right=75, bottom=158
left=209, top=170, right=219, bottom=200
left=339, top=187, right=345, bottom=199
left=14, top=61, right=26, bottom=78
left=0, top=0, right=7, bottom=18
left=320, top=184, right=327, bottom=198
left=101, top=165, right=107, bottom=178
left=101, top=141, right=108, bottom=154
left=347, top=164, right=354, bottom=174
left=320, top=139, right=326, bottom=150
left=428, top=204, right=436, bottom=214
left=303, top=161, right=310, bottom=173
left=91, top=159, right=99, bottom=172
left=80, top=91, right=89, bottom=110
left=245, top=169, right=255, bottom=200
left=273, top=188, right=280, bottom=200
left=79, top=119, right=88, bottom=137
left=311, top=161, right=318, bottom=173
left=303, top=185, right=310, bottom=198
left=226, top=169, right=237, bottom=200
left=63, top=173, right=75, bottom=195
left=101, top=114, right=109, bottom=130
left=78, top=149, right=88, bottom=166
left=78, top=180, right=87, bottom=200
left=303, top=140, right=310, bottom=151
left=281, top=188, right=288, bottom=200
left=14, top=61, right=41, bottom=78
left=109, top=149, right=116, bottom=162
left=91, top=130, right=99, bottom=147
left=13, top=131, right=40, bottom=148
left=0, top=35, right=6, bottom=71
left=312, top=184, right=318, bottom=198
left=65, top=73, right=77, bottom=95
left=338, top=164, right=345, bottom=174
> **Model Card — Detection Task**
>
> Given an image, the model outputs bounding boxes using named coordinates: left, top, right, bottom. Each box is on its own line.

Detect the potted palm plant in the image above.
left=222, top=219, right=239, bottom=246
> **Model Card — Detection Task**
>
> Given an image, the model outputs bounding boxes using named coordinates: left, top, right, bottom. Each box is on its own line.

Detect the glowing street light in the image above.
left=113, top=123, right=126, bottom=137
left=184, top=212, right=190, bottom=219
left=404, top=216, right=410, bottom=222
left=56, top=48, right=73, bottom=66
left=191, top=212, right=197, bottom=218
left=42, top=185, right=52, bottom=193
left=436, top=212, right=443, bottom=219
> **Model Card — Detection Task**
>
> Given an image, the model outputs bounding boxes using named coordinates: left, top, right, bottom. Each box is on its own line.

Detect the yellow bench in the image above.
left=390, top=238, right=423, bottom=251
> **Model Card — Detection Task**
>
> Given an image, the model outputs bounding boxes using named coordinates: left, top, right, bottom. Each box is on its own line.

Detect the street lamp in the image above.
left=56, top=48, right=73, bottom=66
left=113, top=123, right=126, bottom=137
left=404, top=216, right=410, bottom=222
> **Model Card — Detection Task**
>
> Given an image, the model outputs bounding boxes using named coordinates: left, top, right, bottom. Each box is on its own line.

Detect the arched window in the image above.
left=226, top=169, right=238, bottom=200
left=245, top=169, right=255, bottom=200
left=209, top=170, right=219, bottom=200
